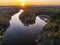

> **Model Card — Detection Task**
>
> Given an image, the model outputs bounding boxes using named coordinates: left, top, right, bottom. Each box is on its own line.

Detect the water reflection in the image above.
left=2, top=9, right=46, bottom=45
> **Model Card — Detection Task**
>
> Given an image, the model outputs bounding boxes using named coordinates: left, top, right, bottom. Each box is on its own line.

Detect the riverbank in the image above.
left=0, top=6, right=20, bottom=36
left=19, top=7, right=60, bottom=45
left=36, top=15, right=60, bottom=45
left=0, top=6, right=20, bottom=43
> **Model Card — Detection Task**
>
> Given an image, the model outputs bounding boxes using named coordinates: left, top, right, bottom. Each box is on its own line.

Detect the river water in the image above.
left=2, top=9, right=46, bottom=45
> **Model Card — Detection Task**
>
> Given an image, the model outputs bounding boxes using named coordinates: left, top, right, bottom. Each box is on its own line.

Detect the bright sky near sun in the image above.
left=0, top=0, right=60, bottom=5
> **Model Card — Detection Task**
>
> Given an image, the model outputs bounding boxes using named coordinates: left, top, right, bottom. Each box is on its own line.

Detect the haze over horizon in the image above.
left=0, top=0, right=60, bottom=6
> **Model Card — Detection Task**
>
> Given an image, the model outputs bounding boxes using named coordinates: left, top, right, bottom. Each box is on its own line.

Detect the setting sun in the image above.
left=21, top=2, right=24, bottom=6
left=18, top=0, right=26, bottom=6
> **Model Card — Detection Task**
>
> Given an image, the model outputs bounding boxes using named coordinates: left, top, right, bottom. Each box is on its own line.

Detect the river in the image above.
left=1, top=9, right=46, bottom=45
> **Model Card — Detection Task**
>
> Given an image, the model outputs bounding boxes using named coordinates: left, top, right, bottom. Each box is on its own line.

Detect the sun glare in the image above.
left=21, top=2, right=24, bottom=6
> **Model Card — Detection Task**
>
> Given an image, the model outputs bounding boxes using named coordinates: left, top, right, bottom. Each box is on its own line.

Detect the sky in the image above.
left=0, top=0, right=60, bottom=6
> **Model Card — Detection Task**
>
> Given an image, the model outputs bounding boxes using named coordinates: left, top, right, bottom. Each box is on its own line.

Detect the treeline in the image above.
left=0, top=6, right=20, bottom=15
left=23, top=7, right=60, bottom=16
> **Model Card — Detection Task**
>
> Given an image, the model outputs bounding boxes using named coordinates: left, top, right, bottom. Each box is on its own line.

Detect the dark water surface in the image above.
left=1, top=9, right=46, bottom=45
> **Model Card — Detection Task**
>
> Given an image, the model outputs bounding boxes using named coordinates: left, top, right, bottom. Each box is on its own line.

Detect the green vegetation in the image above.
left=0, top=15, right=10, bottom=43
left=44, top=15, right=60, bottom=38
left=0, top=15, right=10, bottom=25
left=29, top=7, right=60, bottom=45
left=0, top=15, right=10, bottom=36
left=20, top=7, right=60, bottom=26
left=20, top=10, right=36, bottom=26
left=36, top=15, right=60, bottom=45
left=19, top=7, right=60, bottom=45
left=23, top=8, right=60, bottom=16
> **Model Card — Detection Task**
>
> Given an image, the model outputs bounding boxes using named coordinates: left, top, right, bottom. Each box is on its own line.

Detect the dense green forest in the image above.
left=22, top=7, right=60, bottom=16
left=36, top=15, right=60, bottom=45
